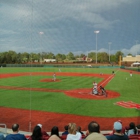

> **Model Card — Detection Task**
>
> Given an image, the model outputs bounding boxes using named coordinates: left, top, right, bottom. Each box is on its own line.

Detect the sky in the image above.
left=0, top=0, right=140, bottom=56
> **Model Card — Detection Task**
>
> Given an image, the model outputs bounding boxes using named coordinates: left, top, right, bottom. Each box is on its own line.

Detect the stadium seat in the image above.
left=103, top=133, right=110, bottom=136
left=129, top=138, right=136, bottom=140
left=82, top=134, right=86, bottom=139
left=129, top=134, right=140, bottom=139
left=42, top=136, right=50, bottom=140
left=60, top=135, right=67, bottom=140
left=25, top=135, right=31, bottom=140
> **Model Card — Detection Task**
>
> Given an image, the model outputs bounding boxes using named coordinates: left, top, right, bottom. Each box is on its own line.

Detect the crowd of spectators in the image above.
left=0, top=120, right=140, bottom=140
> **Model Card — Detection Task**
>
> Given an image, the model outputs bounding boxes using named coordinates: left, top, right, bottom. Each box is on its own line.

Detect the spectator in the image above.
left=5, top=124, right=26, bottom=140
left=0, top=133, right=5, bottom=140
left=66, top=123, right=81, bottom=140
left=125, top=122, right=137, bottom=136
left=99, top=86, right=107, bottom=97
left=37, top=124, right=49, bottom=137
left=111, top=120, right=125, bottom=134
left=136, top=124, right=140, bottom=134
left=48, top=126, right=61, bottom=140
left=29, top=125, right=42, bottom=140
left=106, top=121, right=129, bottom=140
left=62, top=125, right=69, bottom=135
left=77, top=126, right=84, bottom=135
left=85, top=121, right=107, bottom=140
left=117, top=120, right=125, bottom=134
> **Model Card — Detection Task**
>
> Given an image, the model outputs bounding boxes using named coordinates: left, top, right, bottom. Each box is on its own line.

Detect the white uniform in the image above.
left=53, top=73, right=56, bottom=81
left=93, top=82, right=98, bottom=94
left=93, top=82, right=97, bottom=89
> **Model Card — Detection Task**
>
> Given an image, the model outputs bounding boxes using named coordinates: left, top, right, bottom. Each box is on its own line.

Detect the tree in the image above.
left=127, top=53, right=132, bottom=56
left=61, top=54, right=66, bottom=60
left=8, top=51, right=17, bottom=63
left=98, top=52, right=108, bottom=63
left=66, top=52, right=75, bottom=60
left=0, top=53, right=5, bottom=63
left=21, top=52, right=30, bottom=63
left=80, top=53, right=85, bottom=58
left=30, top=53, right=39, bottom=62
left=110, top=54, right=116, bottom=63
left=115, top=51, right=124, bottom=63
left=88, top=52, right=96, bottom=62
left=56, top=53, right=63, bottom=61
left=17, top=53, right=22, bottom=63
left=75, top=55, right=80, bottom=59
left=45, top=52, right=55, bottom=59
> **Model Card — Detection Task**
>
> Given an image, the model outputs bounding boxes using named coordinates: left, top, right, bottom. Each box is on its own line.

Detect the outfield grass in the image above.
left=0, top=67, right=140, bottom=117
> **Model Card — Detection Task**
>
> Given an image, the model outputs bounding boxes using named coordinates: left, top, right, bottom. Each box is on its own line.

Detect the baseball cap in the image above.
left=114, top=122, right=122, bottom=130
left=37, top=124, right=42, bottom=128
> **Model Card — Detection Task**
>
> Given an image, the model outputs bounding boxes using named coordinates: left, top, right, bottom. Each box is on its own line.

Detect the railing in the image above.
left=0, top=123, right=7, bottom=135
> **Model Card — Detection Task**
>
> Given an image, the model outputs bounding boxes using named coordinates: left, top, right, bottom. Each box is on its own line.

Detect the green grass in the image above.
left=0, top=67, right=140, bottom=117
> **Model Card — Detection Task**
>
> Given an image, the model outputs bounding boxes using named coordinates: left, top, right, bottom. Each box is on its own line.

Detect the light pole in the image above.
left=135, top=40, right=138, bottom=55
left=94, top=31, right=100, bottom=64
left=108, top=42, right=112, bottom=62
left=39, top=32, right=44, bottom=64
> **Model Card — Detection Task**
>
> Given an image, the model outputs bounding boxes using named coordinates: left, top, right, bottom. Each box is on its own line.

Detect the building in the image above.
left=122, top=55, right=140, bottom=66
left=44, top=59, right=56, bottom=62
left=123, top=55, right=140, bottom=62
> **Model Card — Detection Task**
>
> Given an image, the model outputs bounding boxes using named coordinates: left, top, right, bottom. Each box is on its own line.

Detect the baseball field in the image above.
left=0, top=67, right=140, bottom=132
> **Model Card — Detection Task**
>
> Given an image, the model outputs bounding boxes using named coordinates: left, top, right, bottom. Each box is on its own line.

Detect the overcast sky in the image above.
left=0, top=0, right=140, bottom=56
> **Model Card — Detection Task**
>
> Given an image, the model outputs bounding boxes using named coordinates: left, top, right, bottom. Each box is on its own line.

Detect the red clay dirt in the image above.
left=0, top=70, right=140, bottom=132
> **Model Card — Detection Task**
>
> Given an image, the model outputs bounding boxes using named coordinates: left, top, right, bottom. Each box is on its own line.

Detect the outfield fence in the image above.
left=120, top=66, right=140, bottom=72
left=0, top=64, right=120, bottom=68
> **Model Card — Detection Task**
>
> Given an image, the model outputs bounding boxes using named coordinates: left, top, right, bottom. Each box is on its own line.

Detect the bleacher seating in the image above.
left=42, top=136, right=50, bottom=140
left=103, top=133, right=110, bottom=136
left=129, top=134, right=140, bottom=140
left=60, top=135, right=67, bottom=140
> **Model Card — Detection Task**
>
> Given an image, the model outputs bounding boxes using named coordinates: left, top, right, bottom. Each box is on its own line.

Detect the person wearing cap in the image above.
left=5, top=124, right=26, bottom=140
left=106, top=121, right=129, bottom=140
left=29, top=125, right=43, bottom=140
left=111, top=120, right=125, bottom=135
left=99, top=86, right=107, bottom=97
left=85, top=121, right=107, bottom=140
left=93, top=82, right=98, bottom=90
left=37, top=124, right=49, bottom=137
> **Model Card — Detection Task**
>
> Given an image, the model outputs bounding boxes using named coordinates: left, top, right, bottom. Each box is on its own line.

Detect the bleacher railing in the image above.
left=0, top=123, right=7, bottom=135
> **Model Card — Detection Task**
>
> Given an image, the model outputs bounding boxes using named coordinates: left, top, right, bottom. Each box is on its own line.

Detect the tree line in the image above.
left=0, top=50, right=123, bottom=64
